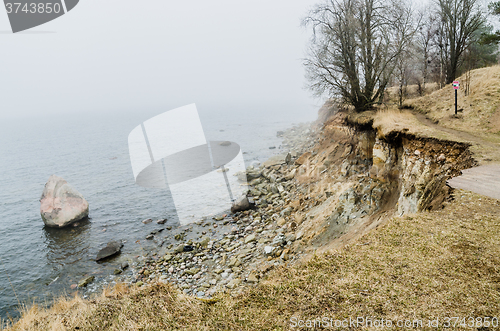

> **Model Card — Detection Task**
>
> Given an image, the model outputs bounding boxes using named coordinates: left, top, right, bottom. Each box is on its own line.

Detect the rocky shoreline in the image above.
left=120, top=122, right=319, bottom=298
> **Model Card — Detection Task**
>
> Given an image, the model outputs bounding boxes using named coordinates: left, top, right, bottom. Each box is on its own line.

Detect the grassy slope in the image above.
left=406, top=66, right=500, bottom=140
left=4, top=191, right=500, bottom=330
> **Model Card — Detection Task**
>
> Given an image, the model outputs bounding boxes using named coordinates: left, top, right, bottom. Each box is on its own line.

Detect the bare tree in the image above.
left=416, top=12, right=439, bottom=94
left=436, top=0, right=485, bottom=84
left=303, top=0, right=416, bottom=112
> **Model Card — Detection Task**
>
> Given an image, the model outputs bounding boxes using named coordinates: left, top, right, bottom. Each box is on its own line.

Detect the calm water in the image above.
left=0, top=105, right=316, bottom=320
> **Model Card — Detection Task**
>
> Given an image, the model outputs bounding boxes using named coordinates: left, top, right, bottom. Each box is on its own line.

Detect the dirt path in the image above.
left=413, top=112, right=500, bottom=201
left=413, top=113, right=499, bottom=148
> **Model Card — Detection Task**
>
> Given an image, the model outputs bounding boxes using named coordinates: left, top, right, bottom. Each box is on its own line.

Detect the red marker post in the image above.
left=452, top=81, right=460, bottom=115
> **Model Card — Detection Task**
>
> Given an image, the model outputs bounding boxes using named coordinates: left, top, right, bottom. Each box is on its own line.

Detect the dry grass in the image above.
left=4, top=190, right=500, bottom=330
left=406, top=66, right=500, bottom=141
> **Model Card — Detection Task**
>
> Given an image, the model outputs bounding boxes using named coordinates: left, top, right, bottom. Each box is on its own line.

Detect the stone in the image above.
left=280, top=248, right=290, bottom=261
left=244, top=234, right=257, bottom=244
left=183, top=245, right=194, bottom=252
left=156, top=218, right=167, bottom=224
left=246, top=272, right=259, bottom=283
left=285, top=169, right=296, bottom=181
left=40, top=175, right=89, bottom=228
left=231, top=196, right=254, bottom=213
left=121, top=262, right=129, bottom=270
left=228, top=257, right=241, bottom=267
left=113, top=269, right=122, bottom=275
left=414, top=150, right=421, bottom=156
left=163, top=254, right=173, bottom=261
left=146, top=234, right=154, bottom=240
left=226, top=278, right=241, bottom=289
left=264, top=246, right=277, bottom=255
left=277, top=218, right=286, bottom=226
left=185, top=267, right=200, bottom=276
left=174, top=244, right=185, bottom=253
left=285, top=233, right=296, bottom=242
left=272, top=233, right=286, bottom=246
left=199, top=236, right=210, bottom=248
left=96, top=241, right=123, bottom=261
left=78, top=276, right=94, bottom=288
left=142, top=218, right=153, bottom=224
left=437, top=154, right=446, bottom=162
left=262, top=154, right=287, bottom=168
left=136, top=281, right=144, bottom=287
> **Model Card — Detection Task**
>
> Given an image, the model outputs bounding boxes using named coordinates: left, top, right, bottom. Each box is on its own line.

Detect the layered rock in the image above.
left=40, top=175, right=89, bottom=228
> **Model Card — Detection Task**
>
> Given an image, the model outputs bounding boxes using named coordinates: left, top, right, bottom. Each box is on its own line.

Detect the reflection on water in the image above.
left=43, top=218, right=92, bottom=271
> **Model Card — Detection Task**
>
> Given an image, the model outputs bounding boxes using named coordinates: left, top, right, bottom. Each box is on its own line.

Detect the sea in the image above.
left=0, top=104, right=317, bottom=320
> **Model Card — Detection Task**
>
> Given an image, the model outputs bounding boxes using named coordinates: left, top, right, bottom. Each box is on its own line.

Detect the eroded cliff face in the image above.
left=286, top=111, right=475, bottom=249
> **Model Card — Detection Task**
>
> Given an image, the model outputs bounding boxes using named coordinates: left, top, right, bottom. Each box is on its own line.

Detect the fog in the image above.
left=0, top=0, right=321, bottom=120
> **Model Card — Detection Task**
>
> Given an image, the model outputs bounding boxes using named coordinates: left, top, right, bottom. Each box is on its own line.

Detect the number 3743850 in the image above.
left=5, top=3, right=62, bottom=14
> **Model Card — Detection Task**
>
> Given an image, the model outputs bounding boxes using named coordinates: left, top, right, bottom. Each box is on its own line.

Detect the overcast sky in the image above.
left=0, top=0, right=322, bottom=120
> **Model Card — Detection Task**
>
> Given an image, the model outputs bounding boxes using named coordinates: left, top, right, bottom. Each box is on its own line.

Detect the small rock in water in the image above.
left=70, top=284, right=77, bottom=290
left=219, top=141, right=231, bottom=146
left=183, top=245, right=194, bottom=252
left=142, top=219, right=153, bottom=224
left=146, top=234, right=154, bottom=240
left=96, top=241, right=123, bottom=261
left=113, top=269, right=122, bottom=275
left=121, top=262, right=129, bottom=270
left=157, top=218, right=167, bottom=224
left=231, top=196, right=254, bottom=213
left=78, top=276, right=95, bottom=288
left=269, top=146, right=276, bottom=149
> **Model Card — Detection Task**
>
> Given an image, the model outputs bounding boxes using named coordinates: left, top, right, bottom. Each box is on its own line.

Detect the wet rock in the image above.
left=146, top=234, right=154, bottom=240
left=142, top=219, right=152, bottom=224
left=174, top=244, right=185, bottom=253
left=121, top=262, right=129, bottom=270
left=437, top=154, right=446, bottom=162
left=40, top=175, right=89, bottom=228
left=183, top=245, right=194, bottom=252
left=78, top=276, right=94, bottom=288
left=231, top=196, right=253, bottom=213
left=113, top=269, right=122, bottom=275
left=96, top=241, right=123, bottom=261
left=199, top=236, right=210, bottom=248
left=156, top=218, right=167, bottom=224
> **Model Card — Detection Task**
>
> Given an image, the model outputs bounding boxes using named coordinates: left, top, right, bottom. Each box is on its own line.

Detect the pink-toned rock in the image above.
left=40, top=175, right=89, bottom=228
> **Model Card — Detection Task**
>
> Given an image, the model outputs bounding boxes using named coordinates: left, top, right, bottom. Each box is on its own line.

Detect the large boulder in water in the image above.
left=40, top=175, right=89, bottom=228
